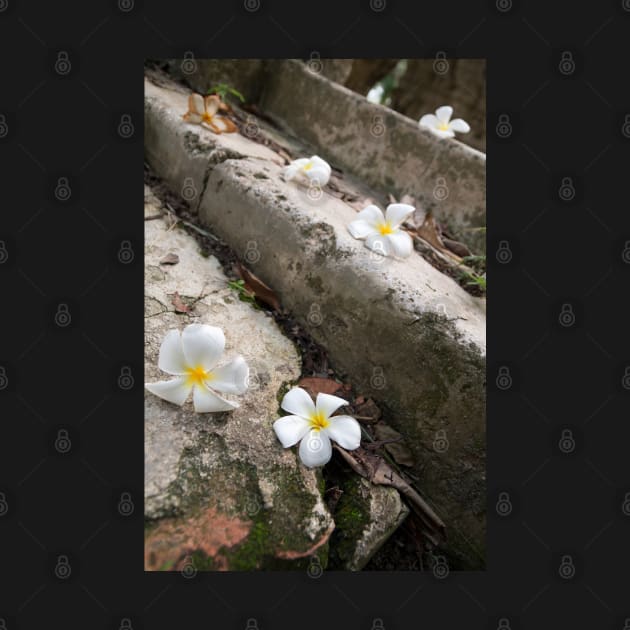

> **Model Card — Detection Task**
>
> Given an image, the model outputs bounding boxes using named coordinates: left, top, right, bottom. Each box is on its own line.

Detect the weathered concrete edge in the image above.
left=165, top=58, right=486, bottom=252
left=196, top=159, right=487, bottom=566
left=144, top=89, right=487, bottom=567
left=259, top=60, right=487, bottom=253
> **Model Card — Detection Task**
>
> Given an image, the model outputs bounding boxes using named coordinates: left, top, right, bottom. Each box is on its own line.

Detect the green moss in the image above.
left=215, top=465, right=329, bottom=570
left=326, top=473, right=371, bottom=569
left=275, top=379, right=295, bottom=415
left=151, top=377, right=335, bottom=570
left=163, top=433, right=261, bottom=518
left=189, top=550, right=217, bottom=571
left=227, top=520, right=272, bottom=570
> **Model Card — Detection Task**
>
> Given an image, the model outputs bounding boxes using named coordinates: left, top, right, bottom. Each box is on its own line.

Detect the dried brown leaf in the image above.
left=354, top=398, right=382, bottom=422
left=160, top=253, right=179, bottom=265
left=415, top=214, right=462, bottom=262
left=347, top=196, right=376, bottom=212
left=333, top=445, right=446, bottom=546
left=442, top=237, right=472, bottom=258
left=373, top=423, right=415, bottom=467
left=236, top=263, right=281, bottom=311
left=171, top=291, right=191, bottom=313
left=297, top=376, right=343, bottom=396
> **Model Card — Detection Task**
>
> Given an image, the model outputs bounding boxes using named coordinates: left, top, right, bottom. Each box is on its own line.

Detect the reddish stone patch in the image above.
left=145, top=506, right=252, bottom=571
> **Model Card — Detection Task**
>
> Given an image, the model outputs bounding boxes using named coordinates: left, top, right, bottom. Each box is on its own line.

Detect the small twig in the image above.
left=182, top=218, right=221, bottom=241
left=333, top=444, right=446, bottom=547
left=164, top=202, right=221, bottom=242
left=363, top=436, right=404, bottom=450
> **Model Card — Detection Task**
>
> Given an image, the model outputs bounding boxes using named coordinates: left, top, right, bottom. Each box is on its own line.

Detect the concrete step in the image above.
left=145, top=69, right=487, bottom=568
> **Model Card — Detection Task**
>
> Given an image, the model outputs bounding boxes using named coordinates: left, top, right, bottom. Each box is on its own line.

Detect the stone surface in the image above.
left=329, top=476, right=409, bottom=571
left=143, top=186, right=335, bottom=570
left=145, top=70, right=487, bottom=568
left=144, top=71, right=283, bottom=219
left=259, top=60, right=486, bottom=254
left=166, top=58, right=486, bottom=253
left=162, top=58, right=266, bottom=104
left=389, top=59, right=487, bottom=154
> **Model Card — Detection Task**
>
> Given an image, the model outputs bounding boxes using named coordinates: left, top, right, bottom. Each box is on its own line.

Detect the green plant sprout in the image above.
left=227, top=279, right=260, bottom=308
left=207, top=83, right=245, bottom=103
left=459, top=254, right=486, bottom=293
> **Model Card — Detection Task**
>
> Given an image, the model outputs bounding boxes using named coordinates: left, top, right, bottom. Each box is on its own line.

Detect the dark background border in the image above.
left=2, top=0, right=629, bottom=628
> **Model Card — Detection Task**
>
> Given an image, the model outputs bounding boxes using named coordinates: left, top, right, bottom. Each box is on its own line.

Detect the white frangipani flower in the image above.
left=366, top=84, right=384, bottom=104
left=145, top=323, right=249, bottom=413
left=419, top=106, right=470, bottom=139
left=273, top=387, right=361, bottom=468
left=283, top=155, right=331, bottom=186
left=347, top=203, right=415, bottom=258
left=182, top=93, right=237, bottom=134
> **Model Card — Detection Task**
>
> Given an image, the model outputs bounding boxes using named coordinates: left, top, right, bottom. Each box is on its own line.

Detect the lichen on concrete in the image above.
left=143, top=185, right=335, bottom=570
left=144, top=67, right=487, bottom=568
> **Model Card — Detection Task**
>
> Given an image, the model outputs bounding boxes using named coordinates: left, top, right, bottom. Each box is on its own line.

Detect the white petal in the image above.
left=306, top=156, right=331, bottom=185
left=426, top=127, right=455, bottom=139
left=209, top=116, right=231, bottom=132
left=315, top=392, right=348, bottom=420
left=299, top=430, right=332, bottom=467
left=203, top=95, right=220, bottom=117
left=283, top=164, right=301, bottom=180
left=355, top=204, right=385, bottom=225
left=183, top=112, right=203, bottom=124
left=324, top=415, right=361, bottom=450
left=273, top=415, right=311, bottom=447
left=449, top=118, right=470, bottom=133
left=385, top=231, right=414, bottom=258
left=189, top=93, right=205, bottom=116
left=306, top=164, right=330, bottom=186
left=289, top=158, right=310, bottom=168
left=310, top=156, right=331, bottom=172
left=193, top=383, right=238, bottom=412
left=145, top=377, right=192, bottom=406
left=281, top=387, right=315, bottom=418
left=435, top=106, right=453, bottom=124
left=385, top=203, right=415, bottom=228
left=348, top=219, right=379, bottom=240
left=419, top=114, right=439, bottom=129
left=209, top=356, right=249, bottom=394
left=181, top=323, right=224, bottom=371
left=365, top=233, right=393, bottom=257
left=157, top=329, right=187, bottom=375
left=284, top=158, right=310, bottom=181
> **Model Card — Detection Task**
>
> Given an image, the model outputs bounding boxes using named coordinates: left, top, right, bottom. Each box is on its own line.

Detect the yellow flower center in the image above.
left=302, top=161, right=313, bottom=172
left=438, top=121, right=450, bottom=131
left=378, top=222, right=394, bottom=235
left=309, top=411, right=330, bottom=431
left=185, top=365, right=213, bottom=387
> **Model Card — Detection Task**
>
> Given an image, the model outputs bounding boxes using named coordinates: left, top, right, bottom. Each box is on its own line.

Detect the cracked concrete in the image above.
left=144, top=184, right=338, bottom=570
left=144, top=68, right=487, bottom=568
left=166, top=59, right=486, bottom=254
